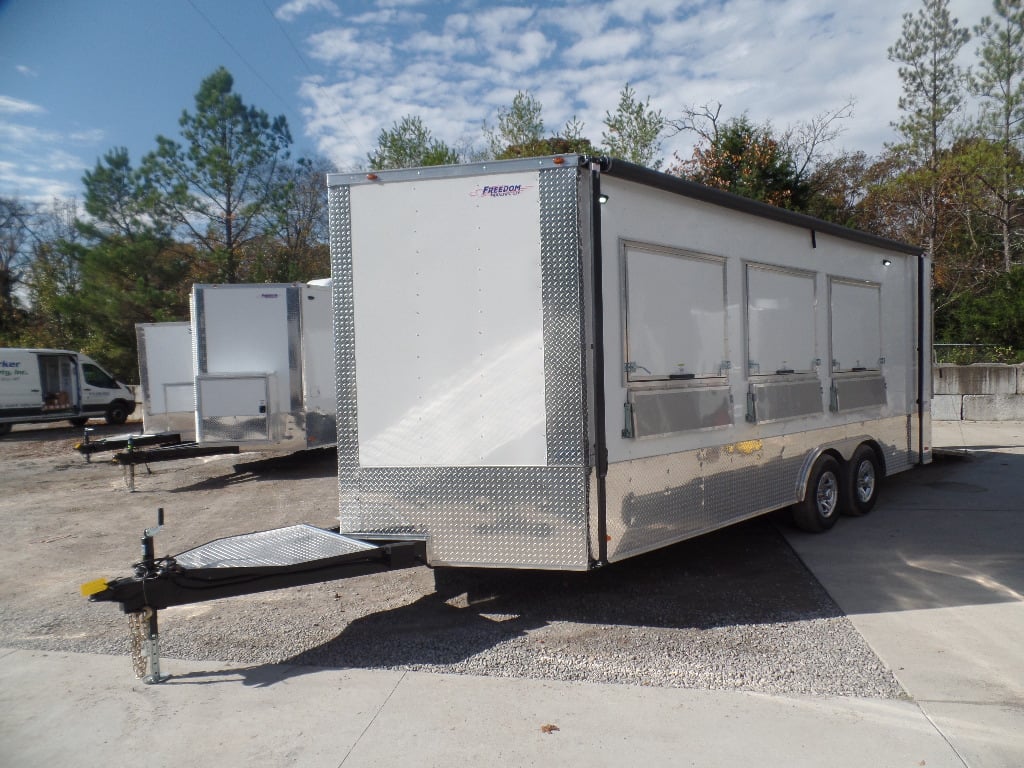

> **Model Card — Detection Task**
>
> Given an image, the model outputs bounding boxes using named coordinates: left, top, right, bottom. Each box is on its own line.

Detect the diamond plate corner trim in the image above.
left=328, top=185, right=359, bottom=511
left=286, top=286, right=303, bottom=412
left=539, top=165, right=587, bottom=466
left=193, top=287, right=208, bottom=374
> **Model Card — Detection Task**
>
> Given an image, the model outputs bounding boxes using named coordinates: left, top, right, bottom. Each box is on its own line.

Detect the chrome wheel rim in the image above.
left=855, top=459, right=876, bottom=504
left=817, top=472, right=838, bottom=517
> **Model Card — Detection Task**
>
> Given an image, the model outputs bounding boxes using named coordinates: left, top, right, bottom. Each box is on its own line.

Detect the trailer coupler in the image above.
left=81, top=511, right=427, bottom=682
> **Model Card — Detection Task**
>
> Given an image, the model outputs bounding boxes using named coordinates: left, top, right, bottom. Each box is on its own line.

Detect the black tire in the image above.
left=105, top=401, right=129, bottom=425
left=0, top=422, right=11, bottom=438
left=792, top=454, right=842, bottom=533
left=843, top=445, right=881, bottom=516
left=69, top=417, right=89, bottom=427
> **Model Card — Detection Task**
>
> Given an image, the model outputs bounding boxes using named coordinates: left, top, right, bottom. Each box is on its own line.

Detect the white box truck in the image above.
left=136, top=322, right=195, bottom=437
left=0, top=348, right=136, bottom=436
left=86, top=156, right=931, bottom=679
left=190, top=281, right=336, bottom=450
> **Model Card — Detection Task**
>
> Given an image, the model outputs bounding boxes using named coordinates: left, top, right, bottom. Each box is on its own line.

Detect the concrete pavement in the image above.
left=0, top=648, right=966, bottom=768
left=2, top=421, right=1022, bottom=767
left=785, top=420, right=1024, bottom=767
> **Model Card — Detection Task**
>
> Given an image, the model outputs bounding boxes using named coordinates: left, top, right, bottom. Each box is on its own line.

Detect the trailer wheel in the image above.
left=105, top=401, right=129, bottom=425
left=0, top=423, right=11, bottom=438
left=843, top=445, right=881, bottom=516
left=792, top=455, right=842, bottom=533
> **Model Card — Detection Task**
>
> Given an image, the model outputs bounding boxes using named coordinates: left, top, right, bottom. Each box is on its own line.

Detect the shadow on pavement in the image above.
left=785, top=448, right=1024, bottom=616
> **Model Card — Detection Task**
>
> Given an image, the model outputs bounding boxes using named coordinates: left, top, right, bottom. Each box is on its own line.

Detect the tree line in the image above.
left=1, top=0, right=1021, bottom=380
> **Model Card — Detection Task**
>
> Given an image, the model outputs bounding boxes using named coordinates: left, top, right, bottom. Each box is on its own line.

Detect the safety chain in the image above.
left=128, top=609, right=150, bottom=679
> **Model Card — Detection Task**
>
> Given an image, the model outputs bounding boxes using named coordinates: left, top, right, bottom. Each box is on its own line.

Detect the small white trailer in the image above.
left=136, top=322, right=195, bottom=437
left=86, top=156, right=931, bottom=681
left=190, top=281, right=336, bottom=451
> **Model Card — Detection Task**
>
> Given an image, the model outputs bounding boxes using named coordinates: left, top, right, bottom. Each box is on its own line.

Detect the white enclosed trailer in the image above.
left=325, top=155, right=931, bottom=569
left=136, top=322, right=195, bottom=437
left=190, top=281, right=336, bottom=450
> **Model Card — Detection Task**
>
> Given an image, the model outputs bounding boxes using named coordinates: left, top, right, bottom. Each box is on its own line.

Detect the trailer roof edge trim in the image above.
left=600, top=157, right=922, bottom=257
left=326, top=155, right=578, bottom=187
left=328, top=154, right=920, bottom=256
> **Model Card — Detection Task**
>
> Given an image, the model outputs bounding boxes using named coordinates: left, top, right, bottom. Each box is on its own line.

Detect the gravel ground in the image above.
left=0, top=421, right=903, bottom=698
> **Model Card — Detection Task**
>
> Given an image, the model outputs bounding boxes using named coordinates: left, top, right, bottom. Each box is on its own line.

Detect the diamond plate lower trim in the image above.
left=341, top=466, right=590, bottom=569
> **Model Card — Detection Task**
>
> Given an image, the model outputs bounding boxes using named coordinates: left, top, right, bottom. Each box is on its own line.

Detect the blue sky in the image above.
left=0, top=0, right=984, bottom=203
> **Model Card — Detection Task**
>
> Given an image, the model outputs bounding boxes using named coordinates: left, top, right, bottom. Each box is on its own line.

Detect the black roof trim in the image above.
left=596, top=157, right=922, bottom=256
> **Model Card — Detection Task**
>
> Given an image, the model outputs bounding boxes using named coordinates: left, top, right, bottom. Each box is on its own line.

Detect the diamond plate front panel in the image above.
left=328, top=166, right=591, bottom=569
left=341, top=466, right=590, bottom=568
left=605, top=415, right=914, bottom=562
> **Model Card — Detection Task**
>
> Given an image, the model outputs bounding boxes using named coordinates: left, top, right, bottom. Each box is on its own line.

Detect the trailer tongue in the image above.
left=81, top=510, right=426, bottom=682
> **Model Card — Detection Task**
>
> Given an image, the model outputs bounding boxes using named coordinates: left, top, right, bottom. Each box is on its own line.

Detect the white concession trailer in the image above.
left=326, top=154, right=930, bottom=569
left=88, top=156, right=931, bottom=680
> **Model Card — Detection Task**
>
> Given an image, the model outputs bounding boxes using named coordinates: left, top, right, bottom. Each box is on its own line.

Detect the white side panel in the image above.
left=0, top=350, right=41, bottom=409
left=830, top=280, right=882, bottom=371
left=623, top=245, right=726, bottom=379
left=350, top=173, right=547, bottom=467
left=598, top=175, right=917, bottom=466
left=300, top=285, right=335, bottom=413
left=199, top=287, right=291, bottom=413
left=164, top=383, right=195, bottom=413
left=746, top=265, right=816, bottom=374
left=197, top=375, right=269, bottom=418
left=138, top=323, right=193, bottom=415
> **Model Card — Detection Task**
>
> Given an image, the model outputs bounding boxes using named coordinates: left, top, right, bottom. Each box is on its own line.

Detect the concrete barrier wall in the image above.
left=932, top=364, right=1024, bottom=421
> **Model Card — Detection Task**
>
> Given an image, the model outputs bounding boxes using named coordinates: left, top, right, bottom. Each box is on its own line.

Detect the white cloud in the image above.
left=563, top=28, right=646, bottom=65
left=0, top=95, right=45, bottom=115
left=307, top=28, right=394, bottom=68
left=295, top=0, right=989, bottom=173
left=275, top=0, right=339, bottom=23
left=16, top=65, right=39, bottom=78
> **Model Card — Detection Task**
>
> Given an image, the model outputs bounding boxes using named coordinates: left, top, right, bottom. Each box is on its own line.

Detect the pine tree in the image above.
left=971, top=0, right=1024, bottom=271
left=142, top=67, right=293, bottom=283
left=602, top=84, right=665, bottom=168
left=888, top=0, right=971, bottom=257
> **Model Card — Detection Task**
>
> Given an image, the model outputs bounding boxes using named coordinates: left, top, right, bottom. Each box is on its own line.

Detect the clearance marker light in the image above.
left=366, top=173, right=379, bottom=181
left=552, top=156, right=565, bottom=165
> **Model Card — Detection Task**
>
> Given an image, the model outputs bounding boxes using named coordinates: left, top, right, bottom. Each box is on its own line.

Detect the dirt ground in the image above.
left=0, top=419, right=900, bottom=696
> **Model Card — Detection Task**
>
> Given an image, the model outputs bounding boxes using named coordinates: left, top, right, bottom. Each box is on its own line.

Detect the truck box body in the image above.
left=0, top=348, right=136, bottom=434
left=136, top=322, right=195, bottom=437
left=191, top=282, right=336, bottom=450
left=326, top=156, right=930, bottom=570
